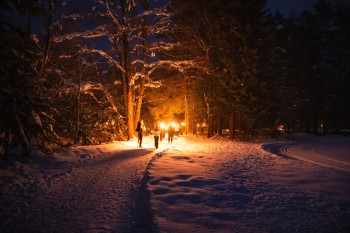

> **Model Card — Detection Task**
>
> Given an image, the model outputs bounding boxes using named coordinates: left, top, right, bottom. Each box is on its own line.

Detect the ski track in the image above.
left=279, top=140, right=350, bottom=172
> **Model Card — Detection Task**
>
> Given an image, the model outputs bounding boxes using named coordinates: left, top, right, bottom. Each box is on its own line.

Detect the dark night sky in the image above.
left=267, top=0, right=317, bottom=16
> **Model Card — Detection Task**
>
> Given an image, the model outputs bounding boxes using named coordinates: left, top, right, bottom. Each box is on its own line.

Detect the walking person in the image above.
left=168, top=124, right=175, bottom=143
left=174, top=123, right=180, bottom=137
left=136, top=120, right=143, bottom=147
left=160, top=127, right=165, bottom=142
left=153, top=124, right=160, bottom=149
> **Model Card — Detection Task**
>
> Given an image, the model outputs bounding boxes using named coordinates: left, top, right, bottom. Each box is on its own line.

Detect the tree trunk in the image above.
left=39, top=0, right=54, bottom=80
left=229, top=113, right=235, bottom=139
left=127, top=88, right=135, bottom=140
left=217, top=117, right=223, bottom=136
left=208, top=117, right=213, bottom=137
left=134, top=0, right=149, bottom=127
left=185, top=78, right=189, bottom=134
left=134, top=76, right=145, bottom=127
left=204, top=93, right=211, bottom=138
left=12, top=114, right=30, bottom=157
left=74, top=57, right=82, bottom=144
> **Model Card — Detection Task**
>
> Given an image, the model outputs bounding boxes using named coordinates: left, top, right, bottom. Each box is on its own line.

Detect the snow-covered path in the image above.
left=1, top=142, right=157, bottom=233
left=263, top=134, right=350, bottom=172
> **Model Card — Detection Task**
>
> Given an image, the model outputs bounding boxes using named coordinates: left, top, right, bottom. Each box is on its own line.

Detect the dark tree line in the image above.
left=1, top=0, right=350, bottom=159
left=150, top=0, right=350, bottom=139
left=264, top=0, right=350, bottom=136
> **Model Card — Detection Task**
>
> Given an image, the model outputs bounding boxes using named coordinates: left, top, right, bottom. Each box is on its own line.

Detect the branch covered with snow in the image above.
left=81, top=48, right=126, bottom=73
left=53, top=30, right=109, bottom=42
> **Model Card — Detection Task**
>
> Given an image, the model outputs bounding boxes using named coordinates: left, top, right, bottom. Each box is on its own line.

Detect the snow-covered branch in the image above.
left=53, top=30, right=108, bottom=42
left=147, top=60, right=208, bottom=76
left=81, top=48, right=126, bottom=73
left=104, top=0, right=123, bottom=30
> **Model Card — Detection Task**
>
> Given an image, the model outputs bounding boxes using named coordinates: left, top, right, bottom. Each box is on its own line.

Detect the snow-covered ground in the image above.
left=1, top=133, right=350, bottom=232
left=146, top=134, right=350, bottom=232
left=0, top=140, right=158, bottom=233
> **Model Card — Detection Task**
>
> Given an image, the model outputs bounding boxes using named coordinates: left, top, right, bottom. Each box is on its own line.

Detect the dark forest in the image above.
left=1, top=0, right=349, bottom=158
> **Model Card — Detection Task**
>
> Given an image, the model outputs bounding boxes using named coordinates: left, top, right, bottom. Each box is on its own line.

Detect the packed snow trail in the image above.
left=263, top=134, right=350, bottom=172
left=4, top=147, right=156, bottom=233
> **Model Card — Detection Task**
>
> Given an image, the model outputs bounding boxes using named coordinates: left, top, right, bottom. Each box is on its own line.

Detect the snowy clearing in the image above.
left=147, top=134, right=350, bottom=232
left=1, top=133, right=350, bottom=233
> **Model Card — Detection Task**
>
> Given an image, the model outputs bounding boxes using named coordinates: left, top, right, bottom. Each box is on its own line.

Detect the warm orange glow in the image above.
left=160, top=122, right=166, bottom=129
left=277, top=125, right=284, bottom=131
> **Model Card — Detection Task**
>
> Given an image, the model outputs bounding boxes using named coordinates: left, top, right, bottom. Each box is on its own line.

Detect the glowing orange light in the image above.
left=277, top=125, right=284, bottom=131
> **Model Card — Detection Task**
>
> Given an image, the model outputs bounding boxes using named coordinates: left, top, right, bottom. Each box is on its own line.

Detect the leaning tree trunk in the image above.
left=12, top=114, right=30, bottom=157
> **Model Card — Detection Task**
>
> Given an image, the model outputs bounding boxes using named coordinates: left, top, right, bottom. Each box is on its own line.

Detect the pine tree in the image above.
left=0, top=1, right=45, bottom=157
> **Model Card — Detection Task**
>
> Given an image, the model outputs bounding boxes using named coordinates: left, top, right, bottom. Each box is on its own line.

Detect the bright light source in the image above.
left=160, top=122, right=166, bottom=129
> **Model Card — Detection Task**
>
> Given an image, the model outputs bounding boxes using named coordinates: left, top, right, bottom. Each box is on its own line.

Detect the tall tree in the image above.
left=0, top=1, right=47, bottom=157
left=54, top=0, right=178, bottom=139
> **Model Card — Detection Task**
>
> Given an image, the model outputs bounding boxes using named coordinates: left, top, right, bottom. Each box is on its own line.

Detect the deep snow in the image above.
left=1, top=133, right=350, bottom=232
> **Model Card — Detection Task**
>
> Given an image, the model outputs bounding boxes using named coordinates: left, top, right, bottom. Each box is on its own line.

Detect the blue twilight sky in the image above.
left=266, top=0, right=317, bottom=16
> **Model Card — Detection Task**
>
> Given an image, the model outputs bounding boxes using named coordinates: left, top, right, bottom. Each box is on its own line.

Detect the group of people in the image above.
left=135, top=120, right=177, bottom=148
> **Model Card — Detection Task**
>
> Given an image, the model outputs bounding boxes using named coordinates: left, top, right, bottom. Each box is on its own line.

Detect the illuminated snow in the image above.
left=1, top=134, right=349, bottom=232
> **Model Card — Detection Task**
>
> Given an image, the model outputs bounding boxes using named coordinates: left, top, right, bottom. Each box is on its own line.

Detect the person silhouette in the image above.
left=136, top=120, right=144, bottom=147
left=153, top=124, right=160, bottom=148
left=168, top=124, right=175, bottom=143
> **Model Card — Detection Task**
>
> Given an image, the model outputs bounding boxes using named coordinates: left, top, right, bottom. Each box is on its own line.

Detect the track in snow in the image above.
left=263, top=135, right=350, bottom=172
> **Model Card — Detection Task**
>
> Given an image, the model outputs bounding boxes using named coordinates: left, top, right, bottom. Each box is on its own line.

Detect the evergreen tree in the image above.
left=0, top=1, right=46, bottom=157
